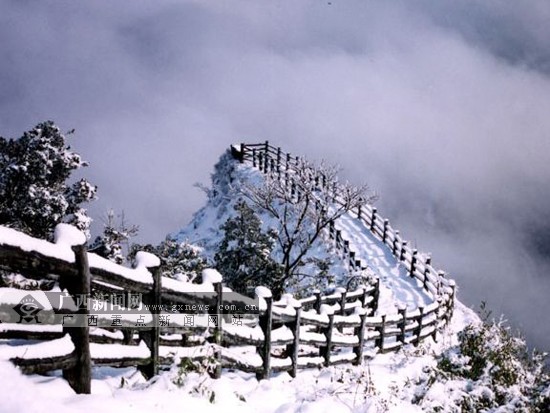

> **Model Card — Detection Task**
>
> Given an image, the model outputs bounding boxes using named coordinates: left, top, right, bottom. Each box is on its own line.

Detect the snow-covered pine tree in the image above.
left=214, top=200, right=283, bottom=295
left=0, top=121, right=97, bottom=239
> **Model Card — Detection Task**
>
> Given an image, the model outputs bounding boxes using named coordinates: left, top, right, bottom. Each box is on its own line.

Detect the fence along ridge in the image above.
left=232, top=143, right=382, bottom=308
left=233, top=142, right=456, bottom=300
left=232, top=142, right=456, bottom=353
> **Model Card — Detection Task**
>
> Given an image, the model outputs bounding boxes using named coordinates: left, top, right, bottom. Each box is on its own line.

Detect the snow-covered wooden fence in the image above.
left=0, top=224, right=226, bottom=392
left=233, top=142, right=456, bottom=349
left=0, top=142, right=456, bottom=393
left=1, top=225, right=382, bottom=393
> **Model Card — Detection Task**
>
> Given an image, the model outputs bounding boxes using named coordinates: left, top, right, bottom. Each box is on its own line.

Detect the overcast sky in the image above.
left=1, top=0, right=550, bottom=352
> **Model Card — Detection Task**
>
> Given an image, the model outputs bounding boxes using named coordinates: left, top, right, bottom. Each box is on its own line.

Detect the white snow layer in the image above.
left=53, top=223, right=86, bottom=247
left=134, top=251, right=161, bottom=269
left=202, top=268, right=223, bottom=284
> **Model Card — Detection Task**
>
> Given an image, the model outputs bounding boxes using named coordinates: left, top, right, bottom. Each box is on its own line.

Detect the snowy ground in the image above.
left=0, top=154, right=478, bottom=411
left=337, top=211, right=434, bottom=315
left=0, top=301, right=479, bottom=413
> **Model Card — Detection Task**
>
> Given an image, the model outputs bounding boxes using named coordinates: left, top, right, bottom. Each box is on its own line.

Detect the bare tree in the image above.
left=240, top=156, right=376, bottom=296
left=89, top=209, right=139, bottom=264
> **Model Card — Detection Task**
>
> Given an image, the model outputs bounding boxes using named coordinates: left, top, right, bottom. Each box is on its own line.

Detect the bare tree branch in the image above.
left=239, top=156, right=376, bottom=296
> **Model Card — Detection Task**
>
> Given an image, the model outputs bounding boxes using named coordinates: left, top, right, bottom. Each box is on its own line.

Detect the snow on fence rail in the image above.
left=0, top=224, right=398, bottom=394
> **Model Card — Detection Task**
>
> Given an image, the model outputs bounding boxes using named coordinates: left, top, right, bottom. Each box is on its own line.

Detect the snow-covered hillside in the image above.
left=175, top=148, right=438, bottom=313
left=173, top=150, right=350, bottom=293
left=1, top=147, right=548, bottom=412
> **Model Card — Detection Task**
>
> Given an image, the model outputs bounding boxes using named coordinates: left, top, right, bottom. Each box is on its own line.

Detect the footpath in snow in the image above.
left=337, top=210, right=433, bottom=315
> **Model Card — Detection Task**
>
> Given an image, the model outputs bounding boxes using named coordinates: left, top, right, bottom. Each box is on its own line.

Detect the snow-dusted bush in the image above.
left=131, top=237, right=208, bottom=281
left=171, top=346, right=220, bottom=403
left=412, top=307, right=550, bottom=412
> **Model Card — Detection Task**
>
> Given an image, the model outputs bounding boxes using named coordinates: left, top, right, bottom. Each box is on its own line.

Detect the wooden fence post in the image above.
left=139, top=264, right=161, bottom=379
left=382, top=219, right=389, bottom=244
left=122, top=328, right=134, bottom=345
left=238, top=143, right=245, bottom=163
left=423, top=257, right=431, bottom=290
left=392, top=231, right=400, bottom=255
left=213, top=281, right=223, bottom=379
left=343, top=240, right=349, bottom=255
left=370, top=208, right=377, bottom=231
left=353, top=311, right=367, bottom=365
left=252, top=148, right=257, bottom=167
left=277, top=147, right=281, bottom=172
left=415, top=307, right=424, bottom=346
left=314, top=291, right=322, bottom=314
left=448, top=281, right=456, bottom=322
left=288, top=303, right=301, bottom=378
left=398, top=305, right=407, bottom=345
left=286, top=153, right=291, bottom=170
left=371, top=277, right=380, bottom=314
left=433, top=297, right=444, bottom=343
left=360, top=286, right=368, bottom=308
left=335, top=230, right=342, bottom=249
left=257, top=295, right=273, bottom=380
left=410, top=249, right=418, bottom=277
left=357, top=204, right=362, bottom=219
left=263, top=141, right=269, bottom=174
left=62, top=243, right=91, bottom=394
left=437, top=271, right=445, bottom=295
left=399, top=240, right=408, bottom=261
left=320, top=312, right=334, bottom=367
left=375, top=314, right=386, bottom=352
left=339, top=288, right=347, bottom=317
left=284, top=171, right=289, bottom=190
